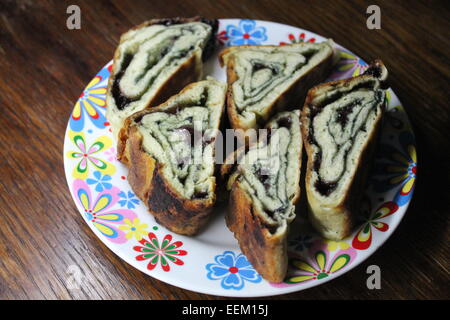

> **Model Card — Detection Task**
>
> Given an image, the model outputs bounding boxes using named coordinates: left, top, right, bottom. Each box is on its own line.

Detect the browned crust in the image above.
left=107, top=17, right=218, bottom=139
left=227, top=183, right=288, bottom=283
left=300, top=66, right=386, bottom=240
left=220, top=44, right=335, bottom=131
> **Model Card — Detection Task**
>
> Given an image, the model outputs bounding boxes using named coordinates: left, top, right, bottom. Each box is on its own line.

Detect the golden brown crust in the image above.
left=227, top=183, right=287, bottom=283
left=301, top=71, right=385, bottom=240
left=220, top=44, right=335, bottom=131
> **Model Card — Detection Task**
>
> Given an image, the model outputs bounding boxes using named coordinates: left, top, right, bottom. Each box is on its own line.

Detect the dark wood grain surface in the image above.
left=0, top=0, right=448, bottom=300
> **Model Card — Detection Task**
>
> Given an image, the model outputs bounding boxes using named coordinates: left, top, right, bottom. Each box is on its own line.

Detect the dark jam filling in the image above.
left=252, top=115, right=295, bottom=217
left=113, top=48, right=193, bottom=111
left=254, top=165, right=271, bottom=190
left=307, top=81, right=383, bottom=196
left=277, top=116, right=292, bottom=129
left=133, top=88, right=209, bottom=124
left=301, top=49, right=318, bottom=60
left=176, top=125, right=208, bottom=149
left=193, top=191, right=209, bottom=199
left=336, top=99, right=361, bottom=127
left=112, top=18, right=217, bottom=112
left=238, top=50, right=318, bottom=115
left=112, top=54, right=135, bottom=111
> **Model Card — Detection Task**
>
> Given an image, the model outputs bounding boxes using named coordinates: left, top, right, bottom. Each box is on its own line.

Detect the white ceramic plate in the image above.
left=63, top=19, right=417, bottom=297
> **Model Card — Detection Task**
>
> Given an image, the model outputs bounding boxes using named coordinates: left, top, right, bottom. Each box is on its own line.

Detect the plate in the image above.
left=63, top=19, right=416, bottom=297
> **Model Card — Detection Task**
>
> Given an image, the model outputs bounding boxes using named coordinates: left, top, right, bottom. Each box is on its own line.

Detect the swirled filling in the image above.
left=135, top=81, right=226, bottom=200
left=308, top=79, right=386, bottom=201
left=108, top=21, right=213, bottom=129
left=224, top=41, right=333, bottom=123
left=228, top=111, right=302, bottom=233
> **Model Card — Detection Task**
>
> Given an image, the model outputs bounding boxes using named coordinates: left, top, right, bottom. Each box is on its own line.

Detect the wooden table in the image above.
left=0, top=0, right=448, bottom=300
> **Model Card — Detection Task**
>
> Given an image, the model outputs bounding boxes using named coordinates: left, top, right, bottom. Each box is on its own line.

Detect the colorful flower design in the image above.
left=280, top=32, right=315, bottom=45
left=119, top=218, right=148, bottom=241
left=217, top=30, right=229, bottom=45
left=385, top=105, right=406, bottom=131
left=282, top=244, right=357, bottom=285
left=118, top=191, right=140, bottom=209
left=206, top=251, right=262, bottom=290
left=133, top=232, right=187, bottom=272
left=66, top=131, right=115, bottom=179
left=70, top=75, right=109, bottom=131
left=104, top=147, right=117, bottom=163
left=72, top=179, right=136, bottom=243
left=352, top=201, right=399, bottom=250
left=226, top=19, right=267, bottom=45
left=324, top=240, right=351, bottom=251
left=328, top=49, right=368, bottom=81
left=374, top=131, right=417, bottom=206
left=87, top=171, right=112, bottom=192
left=288, top=234, right=314, bottom=252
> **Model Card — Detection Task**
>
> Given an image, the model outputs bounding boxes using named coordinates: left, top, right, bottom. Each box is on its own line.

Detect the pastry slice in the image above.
left=222, top=110, right=302, bottom=282
left=118, top=79, right=227, bottom=235
left=301, top=60, right=388, bottom=240
left=106, top=17, right=218, bottom=139
left=219, top=41, right=335, bottom=131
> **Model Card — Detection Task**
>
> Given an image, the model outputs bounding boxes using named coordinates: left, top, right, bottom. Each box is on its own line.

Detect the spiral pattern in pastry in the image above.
left=227, top=110, right=302, bottom=233
left=133, top=80, right=226, bottom=200
left=304, top=60, right=388, bottom=203
left=106, top=18, right=217, bottom=138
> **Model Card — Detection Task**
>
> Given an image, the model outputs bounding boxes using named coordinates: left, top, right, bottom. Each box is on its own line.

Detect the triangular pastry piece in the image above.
left=219, top=41, right=335, bottom=131
left=106, top=17, right=218, bottom=139
left=222, top=110, right=302, bottom=282
left=118, top=79, right=227, bottom=235
left=301, top=60, right=388, bottom=240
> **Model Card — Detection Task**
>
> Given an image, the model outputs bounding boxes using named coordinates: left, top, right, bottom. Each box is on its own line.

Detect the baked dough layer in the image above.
left=223, top=110, right=302, bottom=282
left=220, top=41, right=335, bottom=130
left=117, top=79, right=226, bottom=235
left=302, top=60, right=388, bottom=240
left=107, top=17, right=218, bottom=139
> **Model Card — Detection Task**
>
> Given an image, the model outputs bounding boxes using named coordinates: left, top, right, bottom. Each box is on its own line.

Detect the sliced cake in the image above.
left=106, top=17, right=218, bottom=139
left=222, top=110, right=302, bottom=282
left=301, top=60, right=388, bottom=240
left=118, top=79, right=227, bottom=235
left=219, top=41, right=335, bottom=131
